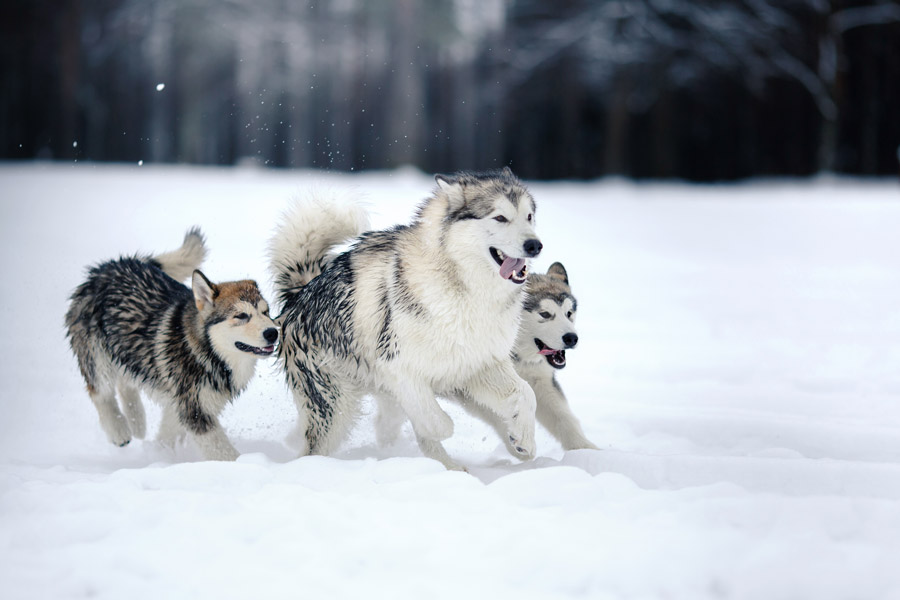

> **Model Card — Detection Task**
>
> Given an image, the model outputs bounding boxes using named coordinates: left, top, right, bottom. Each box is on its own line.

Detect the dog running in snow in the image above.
left=269, top=168, right=542, bottom=469
left=511, top=262, right=598, bottom=450
left=65, top=228, right=278, bottom=461
left=384, top=261, right=599, bottom=457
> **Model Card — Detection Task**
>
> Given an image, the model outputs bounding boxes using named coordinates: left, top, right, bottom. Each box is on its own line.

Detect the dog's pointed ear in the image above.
left=435, top=173, right=466, bottom=211
left=192, top=270, right=217, bottom=312
left=547, top=262, right=568, bottom=284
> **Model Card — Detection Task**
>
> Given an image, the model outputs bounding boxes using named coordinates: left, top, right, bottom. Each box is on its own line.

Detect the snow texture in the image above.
left=1, top=163, right=899, bottom=599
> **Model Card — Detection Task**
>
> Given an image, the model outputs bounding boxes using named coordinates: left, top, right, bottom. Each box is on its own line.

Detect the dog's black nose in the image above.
left=523, top=238, right=542, bottom=257
left=263, top=328, right=279, bottom=344
left=562, top=332, right=578, bottom=348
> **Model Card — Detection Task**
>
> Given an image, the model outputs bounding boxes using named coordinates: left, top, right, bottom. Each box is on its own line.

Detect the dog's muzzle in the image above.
left=490, top=247, right=528, bottom=284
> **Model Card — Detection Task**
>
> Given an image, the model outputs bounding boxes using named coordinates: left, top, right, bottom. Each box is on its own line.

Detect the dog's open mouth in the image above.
left=490, top=247, right=528, bottom=284
left=535, top=338, right=566, bottom=369
left=235, top=341, right=276, bottom=356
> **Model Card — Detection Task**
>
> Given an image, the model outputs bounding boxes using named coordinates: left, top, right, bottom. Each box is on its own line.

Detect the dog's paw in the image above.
left=507, top=432, right=535, bottom=460
left=103, top=417, right=133, bottom=449
left=503, top=385, right=537, bottom=460
left=109, top=435, right=132, bottom=448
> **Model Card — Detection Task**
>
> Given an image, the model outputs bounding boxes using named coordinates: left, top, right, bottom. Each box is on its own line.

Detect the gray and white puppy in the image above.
left=65, top=229, right=278, bottom=460
left=512, top=262, right=598, bottom=450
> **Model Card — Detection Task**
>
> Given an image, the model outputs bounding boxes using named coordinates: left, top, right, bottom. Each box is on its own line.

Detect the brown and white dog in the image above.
left=65, top=228, right=278, bottom=460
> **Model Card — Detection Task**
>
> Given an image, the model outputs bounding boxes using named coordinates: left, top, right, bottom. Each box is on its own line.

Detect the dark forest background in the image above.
left=2, top=0, right=899, bottom=181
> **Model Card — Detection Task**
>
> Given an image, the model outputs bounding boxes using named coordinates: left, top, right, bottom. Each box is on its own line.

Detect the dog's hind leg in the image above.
left=300, top=386, right=361, bottom=457
left=175, top=393, right=239, bottom=461
left=117, top=381, right=146, bottom=440
left=287, top=389, right=313, bottom=456
left=287, top=364, right=361, bottom=457
left=374, top=394, right=407, bottom=447
left=70, top=337, right=130, bottom=446
left=89, top=383, right=132, bottom=447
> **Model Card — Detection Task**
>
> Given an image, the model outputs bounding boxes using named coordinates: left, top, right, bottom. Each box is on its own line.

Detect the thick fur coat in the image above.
left=65, top=229, right=278, bottom=460
left=270, top=168, right=542, bottom=469
left=512, top=262, right=598, bottom=450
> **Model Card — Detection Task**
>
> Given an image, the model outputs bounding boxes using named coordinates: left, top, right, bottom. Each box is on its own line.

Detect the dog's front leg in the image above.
left=466, top=360, right=538, bottom=460
left=529, top=375, right=599, bottom=451
left=377, top=384, right=465, bottom=470
left=157, top=403, right=183, bottom=447
left=192, top=423, right=240, bottom=462
left=386, top=378, right=454, bottom=443
left=414, top=432, right=467, bottom=471
left=177, top=394, right=239, bottom=461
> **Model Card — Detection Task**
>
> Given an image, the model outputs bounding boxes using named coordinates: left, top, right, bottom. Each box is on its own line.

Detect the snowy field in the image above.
left=1, top=162, right=899, bottom=599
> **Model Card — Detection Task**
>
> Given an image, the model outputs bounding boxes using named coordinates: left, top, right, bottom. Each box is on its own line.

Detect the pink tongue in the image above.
left=499, top=256, right=526, bottom=279
left=538, top=348, right=556, bottom=356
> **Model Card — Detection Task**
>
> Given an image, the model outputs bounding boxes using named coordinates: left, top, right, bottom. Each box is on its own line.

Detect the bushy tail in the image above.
left=269, top=189, right=369, bottom=308
left=153, top=227, right=207, bottom=282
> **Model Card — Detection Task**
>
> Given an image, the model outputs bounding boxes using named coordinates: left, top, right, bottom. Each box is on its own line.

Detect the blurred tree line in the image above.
left=2, top=0, right=898, bottom=180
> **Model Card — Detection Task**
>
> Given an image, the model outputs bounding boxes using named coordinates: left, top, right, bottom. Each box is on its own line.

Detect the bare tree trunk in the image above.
left=604, top=75, right=631, bottom=176
left=385, top=0, right=423, bottom=166
left=147, top=1, right=173, bottom=163
left=58, top=0, right=82, bottom=159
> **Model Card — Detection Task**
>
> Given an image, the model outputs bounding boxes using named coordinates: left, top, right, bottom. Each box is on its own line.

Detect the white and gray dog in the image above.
left=65, top=229, right=278, bottom=460
left=391, top=261, right=598, bottom=457
left=270, top=168, right=542, bottom=469
left=512, top=262, right=597, bottom=450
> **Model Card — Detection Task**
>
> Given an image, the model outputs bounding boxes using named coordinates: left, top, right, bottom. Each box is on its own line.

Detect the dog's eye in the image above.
left=566, top=311, right=573, bottom=319
left=493, top=215, right=508, bottom=223
left=527, top=213, right=533, bottom=223
left=539, top=311, right=552, bottom=319
left=234, top=313, right=250, bottom=321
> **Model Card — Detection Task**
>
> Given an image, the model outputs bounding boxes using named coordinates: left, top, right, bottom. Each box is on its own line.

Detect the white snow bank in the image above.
left=1, top=163, right=899, bottom=599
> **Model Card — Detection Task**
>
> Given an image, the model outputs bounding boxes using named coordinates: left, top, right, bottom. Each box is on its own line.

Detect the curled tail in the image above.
left=153, top=227, right=207, bottom=282
left=269, top=189, right=369, bottom=308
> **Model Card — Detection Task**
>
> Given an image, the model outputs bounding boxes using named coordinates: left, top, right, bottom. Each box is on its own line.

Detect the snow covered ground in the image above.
left=1, top=162, right=899, bottom=599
